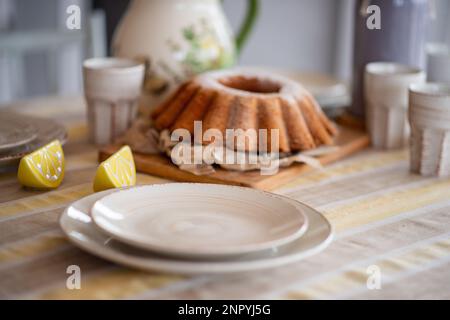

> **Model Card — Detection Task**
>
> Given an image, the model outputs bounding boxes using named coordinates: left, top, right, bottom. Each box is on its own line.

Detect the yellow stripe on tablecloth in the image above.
left=66, top=123, right=88, bottom=143
left=0, top=184, right=92, bottom=219
left=64, top=151, right=98, bottom=171
left=136, top=174, right=169, bottom=185
left=278, top=150, right=407, bottom=192
left=324, top=178, right=450, bottom=232
left=40, top=268, right=184, bottom=300
left=0, top=175, right=167, bottom=219
left=0, top=234, right=68, bottom=264
left=283, top=236, right=450, bottom=300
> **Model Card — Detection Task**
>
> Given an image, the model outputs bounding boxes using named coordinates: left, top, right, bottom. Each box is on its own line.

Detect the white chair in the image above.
left=0, top=0, right=106, bottom=105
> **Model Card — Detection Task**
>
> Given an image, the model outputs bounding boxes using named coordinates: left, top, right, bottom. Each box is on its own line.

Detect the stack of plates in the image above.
left=0, top=111, right=67, bottom=170
left=60, top=184, right=333, bottom=274
left=255, top=67, right=351, bottom=116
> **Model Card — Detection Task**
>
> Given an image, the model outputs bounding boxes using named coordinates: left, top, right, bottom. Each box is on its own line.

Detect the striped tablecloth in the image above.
left=1, top=96, right=449, bottom=299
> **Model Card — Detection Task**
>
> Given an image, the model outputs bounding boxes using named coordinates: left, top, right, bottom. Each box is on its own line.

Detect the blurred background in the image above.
left=0, top=0, right=449, bottom=105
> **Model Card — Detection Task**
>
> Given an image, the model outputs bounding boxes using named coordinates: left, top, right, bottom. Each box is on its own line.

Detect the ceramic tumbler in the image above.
left=364, top=62, right=425, bottom=149
left=426, top=43, right=450, bottom=84
left=83, top=58, right=144, bottom=145
left=409, top=83, right=450, bottom=177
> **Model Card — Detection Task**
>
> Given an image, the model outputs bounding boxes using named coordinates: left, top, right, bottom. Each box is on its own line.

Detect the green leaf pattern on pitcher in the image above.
left=169, top=18, right=235, bottom=77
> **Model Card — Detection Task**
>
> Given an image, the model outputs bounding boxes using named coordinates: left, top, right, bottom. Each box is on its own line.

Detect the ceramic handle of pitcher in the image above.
left=235, top=0, right=260, bottom=54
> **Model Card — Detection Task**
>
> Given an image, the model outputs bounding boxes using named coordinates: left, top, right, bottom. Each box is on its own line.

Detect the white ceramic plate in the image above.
left=91, top=184, right=308, bottom=257
left=253, top=67, right=350, bottom=109
left=60, top=187, right=333, bottom=274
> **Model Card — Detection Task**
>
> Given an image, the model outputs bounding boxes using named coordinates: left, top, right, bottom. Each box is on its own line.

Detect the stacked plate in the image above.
left=60, top=183, right=333, bottom=274
left=256, top=67, right=351, bottom=117
left=0, top=111, right=67, bottom=170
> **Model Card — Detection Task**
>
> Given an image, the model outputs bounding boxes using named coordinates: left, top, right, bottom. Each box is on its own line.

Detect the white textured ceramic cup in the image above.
left=83, top=58, right=144, bottom=145
left=409, top=83, right=450, bottom=177
left=426, top=43, right=450, bottom=84
left=365, top=62, right=426, bottom=149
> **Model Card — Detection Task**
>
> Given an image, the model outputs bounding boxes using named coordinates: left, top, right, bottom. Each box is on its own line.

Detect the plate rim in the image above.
left=0, top=113, right=67, bottom=167
left=0, top=116, right=39, bottom=152
left=90, top=184, right=309, bottom=257
left=0, top=131, right=37, bottom=152
left=59, top=185, right=334, bottom=274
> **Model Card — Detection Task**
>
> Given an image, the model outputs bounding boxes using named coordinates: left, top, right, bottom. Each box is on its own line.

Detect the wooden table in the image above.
left=1, top=96, right=450, bottom=299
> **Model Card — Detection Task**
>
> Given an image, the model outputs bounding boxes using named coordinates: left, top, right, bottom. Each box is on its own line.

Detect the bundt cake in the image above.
left=151, top=68, right=338, bottom=153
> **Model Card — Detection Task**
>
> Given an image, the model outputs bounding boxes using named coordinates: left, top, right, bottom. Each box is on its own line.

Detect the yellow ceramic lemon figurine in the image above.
left=93, top=145, right=136, bottom=192
left=18, top=140, right=65, bottom=189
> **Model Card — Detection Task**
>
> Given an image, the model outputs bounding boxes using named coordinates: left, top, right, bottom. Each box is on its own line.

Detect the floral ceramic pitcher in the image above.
left=113, top=0, right=259, bottom=109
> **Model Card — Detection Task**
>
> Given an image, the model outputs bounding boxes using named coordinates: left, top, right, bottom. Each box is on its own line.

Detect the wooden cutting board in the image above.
left=99, top=125, right=369, bottom=191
